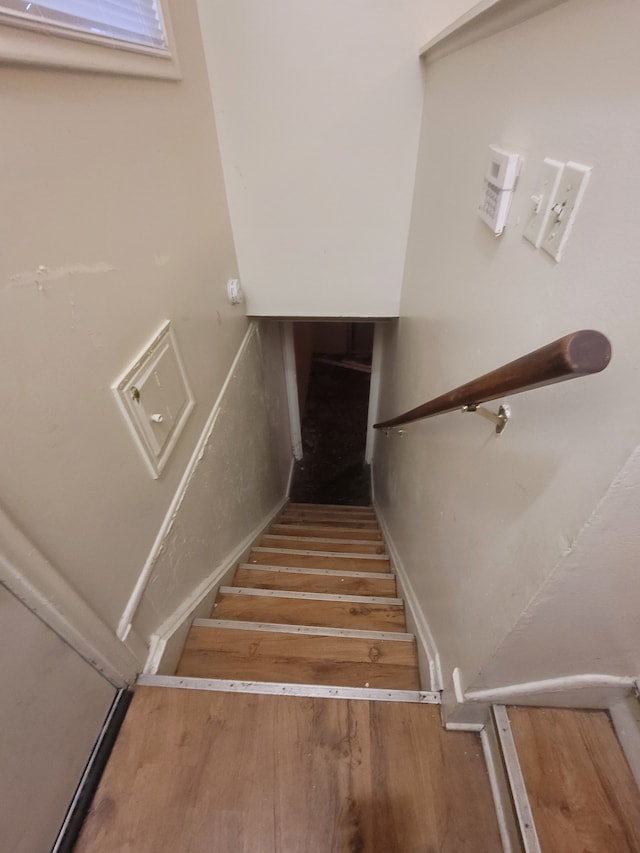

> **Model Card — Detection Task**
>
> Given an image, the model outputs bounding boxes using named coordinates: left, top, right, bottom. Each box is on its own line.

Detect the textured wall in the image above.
left=132, top=324, right=291, bottom=639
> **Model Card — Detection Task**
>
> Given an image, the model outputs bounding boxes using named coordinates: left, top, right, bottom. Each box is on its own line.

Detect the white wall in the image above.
left=470, top=447, right=640, bottom=689
left=195, top=0, right=437, bottom=318
left=373, top=0, right=640, bottom=698
left=0, top=0, right=245, bottom=641
left=0, top=585, right=115, bottom=853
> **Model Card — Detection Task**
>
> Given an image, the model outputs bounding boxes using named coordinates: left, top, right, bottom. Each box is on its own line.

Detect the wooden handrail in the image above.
left=374, top=330, right=611, bottom=430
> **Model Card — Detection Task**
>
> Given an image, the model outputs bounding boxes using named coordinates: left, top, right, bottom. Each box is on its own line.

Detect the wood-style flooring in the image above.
left=177, top=503, right=416, bottom=688
left=177, top=625, right=419, bottom=688
left=75, top=687, right=501, bottom=853
left=509, top=706, right=640, bottom=852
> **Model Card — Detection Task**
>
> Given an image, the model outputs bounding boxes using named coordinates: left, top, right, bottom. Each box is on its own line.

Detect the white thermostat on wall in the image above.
left=478, top=145, right=521, bottom=236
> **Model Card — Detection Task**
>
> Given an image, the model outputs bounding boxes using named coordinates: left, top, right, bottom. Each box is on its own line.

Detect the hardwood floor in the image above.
left=233, top=566, right=397, bottom=596
left=260, top=535, right=387, bottom=554
left=278, top=513, right=380, bottom=529
left=212, top=592, right=407, bottom=631
left=176, top=625, right=419, bottom=688
left=268, top=523, right=383, bottom=541
left=509, top=706, right=640, bottom=852
left=247, top=549, right=392, bottom=572
left=73, top=503, right=640, bottom=852
left=75, top=505, right=502, bottom=850
left=181, top=504, right=413, bottom=687
left=75, top=687, right=501, bottom=853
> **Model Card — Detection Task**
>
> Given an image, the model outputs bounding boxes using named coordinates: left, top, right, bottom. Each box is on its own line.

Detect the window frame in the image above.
left=0, top=0, right=180, bottom=80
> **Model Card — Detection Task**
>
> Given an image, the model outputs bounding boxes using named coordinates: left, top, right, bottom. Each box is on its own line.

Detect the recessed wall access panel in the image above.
left=113, top=321, right=195, bottom=478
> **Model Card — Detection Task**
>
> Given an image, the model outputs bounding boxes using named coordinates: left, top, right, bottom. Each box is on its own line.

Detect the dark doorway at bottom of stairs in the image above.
left=290, top=357, right=371, bottom=507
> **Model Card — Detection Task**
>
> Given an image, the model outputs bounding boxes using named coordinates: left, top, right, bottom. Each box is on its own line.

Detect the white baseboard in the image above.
left=143, top=493, right=290, bottom=675
left=464, top=672, right=636, bottom=709
left=117, top=323, right=258, bottom=643
left=444, top=721, right=484, bottom=732
left=445, top=666, right=640, bottom=728
left=373, top=503, right=442, bottom=692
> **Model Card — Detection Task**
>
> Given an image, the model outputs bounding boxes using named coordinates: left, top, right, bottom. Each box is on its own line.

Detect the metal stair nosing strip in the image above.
left=219, top=587, right=403, bottom=605
left=492, top=705, right=541, bottom=853
left=262, top=535, right=386, bottom=547
left=236, top=563, right=395, bottom=580
left=250, top=547, right=390, bottom=561
left=193, top=618, right=414, bottom=642
left=137, top=673, right=440, bottom=704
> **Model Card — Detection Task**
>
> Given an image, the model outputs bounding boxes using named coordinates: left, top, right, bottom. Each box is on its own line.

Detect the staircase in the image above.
left=74, top=503, right=504, bottom=851
left=175, top=502, right=421, bottom=691
left=73, top=503, right=640, bottom=852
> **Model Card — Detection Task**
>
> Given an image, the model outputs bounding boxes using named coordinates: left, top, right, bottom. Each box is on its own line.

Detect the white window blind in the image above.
left=0, top=0, right=168, bottom=51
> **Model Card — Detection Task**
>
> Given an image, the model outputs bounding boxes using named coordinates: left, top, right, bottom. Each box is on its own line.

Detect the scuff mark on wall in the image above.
left=5, top=261, right=116, bottom=291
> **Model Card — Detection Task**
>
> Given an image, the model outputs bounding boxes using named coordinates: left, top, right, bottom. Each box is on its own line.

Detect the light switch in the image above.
left=523, top=158, right=564, bottom=248
left=113, top=322, right=195, bottom=478
left=541, top=161, right=591, bottom=262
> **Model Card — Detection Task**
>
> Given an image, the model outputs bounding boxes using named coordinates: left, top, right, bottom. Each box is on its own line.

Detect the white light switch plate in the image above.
left=541, top=161, right=591, bottom=262
left=523, top=158, right=564, bottom=248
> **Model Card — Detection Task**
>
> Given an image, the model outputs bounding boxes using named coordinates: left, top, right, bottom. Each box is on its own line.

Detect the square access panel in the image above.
left=112, top=321, right=195, bottom=478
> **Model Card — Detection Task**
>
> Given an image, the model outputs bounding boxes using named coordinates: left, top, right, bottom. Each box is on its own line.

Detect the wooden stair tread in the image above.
left=233, top=566, right=397, bottom=596
left=176, top=626, right=419, bottom=689
left=76, top=690, right=499, bottom=852
left=281, top=504, right=376, bottom=521
left=248, top=548, right=391, bottom=572
left=277, top=515, right=380, bottom=530
left=260, top=534, right=386, bottom=554
left=212, top=592, right=407, bottom=631
left=509, top=706, right=640, bottom=852
left=276, top=510, right=379, bottom=530
left=268, top=523, right=383, bottom=541
left=287, top=503, right=376, bottom=516
left=282, top=503, right=377, bottom=521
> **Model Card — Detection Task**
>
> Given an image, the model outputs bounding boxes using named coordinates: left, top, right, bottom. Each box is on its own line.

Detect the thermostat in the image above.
left=478, top=145, right=521, bottom=236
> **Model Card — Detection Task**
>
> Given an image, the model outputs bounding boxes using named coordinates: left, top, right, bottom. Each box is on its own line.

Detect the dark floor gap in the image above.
left=290, top=321, right=373, bottom=507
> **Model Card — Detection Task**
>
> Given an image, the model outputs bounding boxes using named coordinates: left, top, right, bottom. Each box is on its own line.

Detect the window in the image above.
left=0, top=0, right=180, bottom=78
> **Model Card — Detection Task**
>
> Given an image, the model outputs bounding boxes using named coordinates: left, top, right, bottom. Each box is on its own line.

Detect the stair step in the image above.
left=176, top=625, right=419, bottom=689
left=506, top=705, right=640, bottom=851
left=212, top=591, right=407, bottom=632
left=233, top=565, right=397, bottom=596
left=248, top=548, right=391, bottom=572
left=281, top=508, right=377, bottom=521
left=277, top=515, right=381, bottom=529
left=193, top=618, right=415, bottom=642
left=137, top=674, right=439, bottom=703
left=268, top=523, right=383, bottom=541
left=287, top=502, right=376, bottom=516
left=238, top=563, right=393, bottom=580
left=260, top=534, right=386, bottom=554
